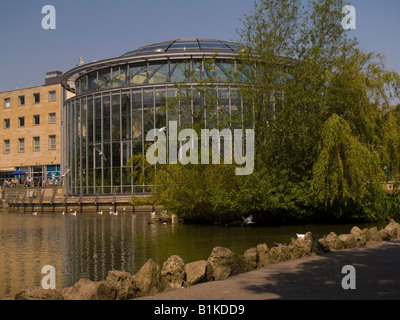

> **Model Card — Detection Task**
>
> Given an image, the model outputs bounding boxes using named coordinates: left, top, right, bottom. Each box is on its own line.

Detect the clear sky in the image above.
left=0, top=0, right=399, bottom=92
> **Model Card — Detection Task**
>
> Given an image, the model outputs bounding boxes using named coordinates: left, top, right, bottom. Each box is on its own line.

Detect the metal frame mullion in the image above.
left=100, top=93, right=104, bottom=194
left=119, top=92, right=123, bottom=193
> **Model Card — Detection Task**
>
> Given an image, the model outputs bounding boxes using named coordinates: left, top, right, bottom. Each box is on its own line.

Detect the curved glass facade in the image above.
left=62, top=39, right=250, bottom=195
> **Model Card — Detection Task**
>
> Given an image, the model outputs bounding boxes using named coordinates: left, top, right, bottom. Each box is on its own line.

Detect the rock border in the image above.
left=14, top=219, right=400, bottom=300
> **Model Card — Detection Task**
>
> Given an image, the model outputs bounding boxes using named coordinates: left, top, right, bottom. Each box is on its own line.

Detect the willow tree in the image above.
left=311, top=114, right=385, bottom=220
left=237, top=0, right=400, bottom=221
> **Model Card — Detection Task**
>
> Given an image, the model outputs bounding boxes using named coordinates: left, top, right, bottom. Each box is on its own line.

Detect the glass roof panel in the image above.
left=122, top=39, right=240, bottom=57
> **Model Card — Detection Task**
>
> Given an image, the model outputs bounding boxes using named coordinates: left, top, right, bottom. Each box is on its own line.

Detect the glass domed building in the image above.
left=61, top=38, right=250, bottom=195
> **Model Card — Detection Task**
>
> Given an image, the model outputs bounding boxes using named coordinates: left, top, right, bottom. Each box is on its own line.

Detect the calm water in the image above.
left=0, top=209, right=380, bottom=299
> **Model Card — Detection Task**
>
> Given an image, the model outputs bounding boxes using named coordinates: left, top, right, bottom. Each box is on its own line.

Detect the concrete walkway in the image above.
left=139, top=240, right=400, bottom=300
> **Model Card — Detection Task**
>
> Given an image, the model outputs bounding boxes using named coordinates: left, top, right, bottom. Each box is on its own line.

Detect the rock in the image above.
left=338, top=234, right=357, bottom=249
left=305, top=232, right=324, bottom=255
left=243, top=247, right=259, bottom=270
left=161, top=255, right=185, bottom=290
left=318, top=238, right=331, bottom=252
left=287, top=232, right=323, bottom=259
left=288, top=239, right=313, bottom=259
left=267, top=245, right=291, bottom=264
left=206, top=247, right=247, bottom=281
left=378, top=228, right=391, bottom=242
left=256, top=243, right=269, bottom=267
left=361, top=228, right=371, bottom=242
left=184, top=260, right=207, bottom=287
left=325, top=232, right=344, bottom=251
left=62, top=278, right=117, bottom=300
left=15, top=287, right=64, bottom=300
left=350, top=226, right=367, bottom=246
left=369, top=227, right=382, bottom=242
left=106, top=270, right=136, bottom=300
left=385, top=220, right=400, bottom=240
left=133, top=259, right=164, bottom=297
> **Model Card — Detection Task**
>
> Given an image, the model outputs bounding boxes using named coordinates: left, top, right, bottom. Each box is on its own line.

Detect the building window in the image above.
left=33, top=115, right=40, bottom=125
left=3, top=119, right=10, bottom=129
left=49, top=135, right=56, bottom=150
left=18, top=117, right=25, bottom=127
left=18, top=138, right=25, bottom=153
left=4, top=98, right=10, bottom=108
left=34, top=93, right=40, bottom=103
left=3, top=140, right=10, bottom=153
left=49, top=113, right=56, bottom=123
left=49, top=91, right=56, bottom=102
left=19, top=96, right=25, bottom=106
left=33, top=137, right=40, bottom=151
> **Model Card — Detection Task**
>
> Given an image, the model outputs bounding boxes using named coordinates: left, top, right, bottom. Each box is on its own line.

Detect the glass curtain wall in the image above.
left=64, top=58, right=247, bottom=195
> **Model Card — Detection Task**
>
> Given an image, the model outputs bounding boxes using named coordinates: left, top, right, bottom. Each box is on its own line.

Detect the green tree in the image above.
left=237, top=0, right=399, bottom=221
left=311, top=114, right=385, bottom=220
left=131, top=0, right=400, bottom=223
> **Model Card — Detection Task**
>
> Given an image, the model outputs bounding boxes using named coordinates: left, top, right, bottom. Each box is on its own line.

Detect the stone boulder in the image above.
left=325, top=232, right=344, bottom=251
left=350, top=226, right=367, bottom=246
left=133, top=259, right=164, bottom=297
left=288, top=240, right=309, bottom=259
left=318, top=238, right=331, bottom=252
left=243, top=247, right=259, bottom=270
left=206, top=247, right=247, bottom=281
left=62, top=278, right=117, bottom=300
left=106, top=270, right=136, bottom=300
left=368, top=227, right=382, bottom=242
left=287, top=232, right=323, bottom=259
left=15, top=287, right=64, bottom=300
left=338, top=234, right=357, bottom=249
left=305, top=232, right=324, bottom=255
left=256, top=243, right=269, bottom=267
left=161, top=255, right=185, bottom=290
left=378, top=228, right=391, bottom=241
left=184, top=260, right=207, bottom=287
left=361, top=228, right=371, bottom=242
left=385, top=220, right=400, bottom=240
left=267, top=245, right=291, bottom=264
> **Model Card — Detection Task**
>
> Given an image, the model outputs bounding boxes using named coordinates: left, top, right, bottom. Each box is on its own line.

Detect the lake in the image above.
left=0, top=209, right=380, bottom=299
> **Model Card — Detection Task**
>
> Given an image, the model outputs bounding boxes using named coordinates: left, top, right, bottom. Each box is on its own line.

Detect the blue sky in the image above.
left=0, top=0, right=399, bottom=92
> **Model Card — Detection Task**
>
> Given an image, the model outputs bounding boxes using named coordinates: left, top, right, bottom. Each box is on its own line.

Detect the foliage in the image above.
left=127, top=0, right=400, bottom=224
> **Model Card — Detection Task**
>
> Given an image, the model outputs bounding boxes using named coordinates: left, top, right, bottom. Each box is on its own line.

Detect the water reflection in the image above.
left=0, top=210, right=380, bottom=299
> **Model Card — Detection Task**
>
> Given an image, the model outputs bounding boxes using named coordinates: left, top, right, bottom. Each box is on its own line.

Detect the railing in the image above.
left=69, top=185, right=156, bottom=196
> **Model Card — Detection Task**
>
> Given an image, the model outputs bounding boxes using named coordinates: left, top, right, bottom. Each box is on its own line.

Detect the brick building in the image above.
left=0, top=71, right=72, bottom=187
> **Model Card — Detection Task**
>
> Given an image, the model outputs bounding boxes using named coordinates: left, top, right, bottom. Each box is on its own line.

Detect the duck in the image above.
left=97, top=211, right=103, bottom=215
left=32, top=212, right=38, bottom=216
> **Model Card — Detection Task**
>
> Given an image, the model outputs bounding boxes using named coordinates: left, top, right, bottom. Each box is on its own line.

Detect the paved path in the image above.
left=139, top=240, right=400, bottom=300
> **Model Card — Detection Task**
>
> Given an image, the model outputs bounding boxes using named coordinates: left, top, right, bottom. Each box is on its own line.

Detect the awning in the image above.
left=12, top=170, right=27, bottom=175
left=0, top=168, right=16, bottom=173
